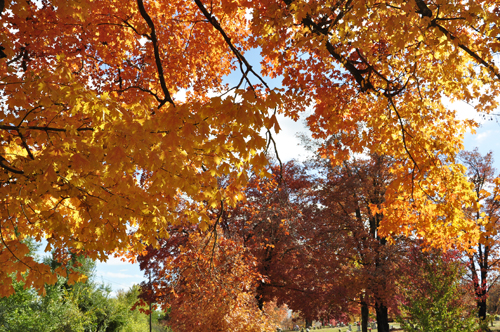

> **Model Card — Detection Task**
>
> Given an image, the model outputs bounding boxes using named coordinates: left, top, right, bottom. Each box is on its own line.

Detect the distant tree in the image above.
left=325, top=155, right=409, bottom=332
left=459, top=149, right=500, bottom=322
left=115, top=285, right=171, bottom=332
left=0, top=244, right=161, bottom=331
left=0, top=248, right=94, bottom=331
left=487, top=283, right=500, bottom=315
left=263, top=300, right=290, bottom=330
left=220, top=156, right=407, bottom=332
left=221, top=161, right=319, bottom=311
left=397, top=247, right=478, bottom=332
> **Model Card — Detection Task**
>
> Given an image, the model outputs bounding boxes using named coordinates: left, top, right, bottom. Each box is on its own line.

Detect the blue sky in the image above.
left=463, top=120, right=500, bottom=168
left=92, top=48, right=500, bottom=294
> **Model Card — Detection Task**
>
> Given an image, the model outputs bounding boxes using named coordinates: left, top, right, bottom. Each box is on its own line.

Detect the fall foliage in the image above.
left=136, top=226, right=277, bottom=332
left=1, top=0, right=499, bottom=297
left=309, top=154, right=406, bottom=332
left=459, top=149, right=500, bottom=321
left=135, top=156, right=481, bottom=331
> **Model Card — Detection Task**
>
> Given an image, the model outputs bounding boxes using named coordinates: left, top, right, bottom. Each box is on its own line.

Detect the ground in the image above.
left=283, top=319, right=500, bottom=332
left=284, top=325, right=401, bottom=332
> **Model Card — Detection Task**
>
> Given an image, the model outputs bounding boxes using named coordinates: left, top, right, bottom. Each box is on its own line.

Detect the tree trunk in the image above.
left=375, top=302, right=389, bottom=332
left=361, top=301, right=369, bottom=332
left=479, top=260, right=488, bottom=322
left=255, top=282, right=264, bottom=310
left=478, top=297, right=487, bottom=322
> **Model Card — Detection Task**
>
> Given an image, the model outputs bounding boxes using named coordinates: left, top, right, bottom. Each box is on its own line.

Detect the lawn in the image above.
left=282, top=320, right=500, bottom=331
left=282, top=325, right=402, bottom=332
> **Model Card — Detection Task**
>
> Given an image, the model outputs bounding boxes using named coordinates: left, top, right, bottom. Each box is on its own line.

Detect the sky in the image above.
left=75, top=48, right=500, bottom=295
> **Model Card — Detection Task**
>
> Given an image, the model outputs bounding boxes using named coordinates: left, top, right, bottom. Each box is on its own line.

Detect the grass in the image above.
left=282, top=319, right=500, bottom=331
left=282, top=324, right=402, bottom=332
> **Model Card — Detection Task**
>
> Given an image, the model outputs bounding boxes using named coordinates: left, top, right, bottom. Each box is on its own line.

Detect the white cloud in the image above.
left=104, top=272, right=143, bottom=279
left=272, top=114, right=311, bottom=162
left=475, top=130, right=493, bottom=142
left=445, top=99, right=483, bottom=123
left=173, top=88, right=188, bottom=102
left=96, top=280, right=140, bottom=298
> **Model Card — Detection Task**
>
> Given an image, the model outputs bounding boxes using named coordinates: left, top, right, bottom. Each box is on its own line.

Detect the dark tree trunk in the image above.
left=306, top=319, right=312, bottom=328
left=255, top=282, right=264, bottom=310
left=478, top=296, right=487, bottom=322
left=473, top=256, right=488, bottom=322
left=361, top=301, right=369, bottom=332
left=375, top=302, right=389, bottom=332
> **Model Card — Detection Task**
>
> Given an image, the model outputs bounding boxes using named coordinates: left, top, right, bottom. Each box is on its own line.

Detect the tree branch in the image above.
left=136, top=0, right=175, bottom=108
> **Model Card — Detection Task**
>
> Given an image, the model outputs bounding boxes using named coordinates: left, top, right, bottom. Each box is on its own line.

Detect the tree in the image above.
left=136, top=226, right=276, bottom=332
left=219, top=156, right=403, bottom=332
left=459, top=149, right=500, bottom=322
left=114, top=285, right=172, bottom=332
left=0, top=244, right=162, bottom=332
left=1, top=0, right=497, bottom=293
left=263, top=300, right=290, bottom=330
left=487, top=282, right=500, bottom=315
left=0, top=0, right=276, bottom=295
left=220, top=161, right=319, bottom=311
left=1, top=252, right=113, bottom=331
left=397, top=246, right=479, bottom=332
left=301, top=153, right=410, bottom=332
left=209, top=153, right=474, bottom=332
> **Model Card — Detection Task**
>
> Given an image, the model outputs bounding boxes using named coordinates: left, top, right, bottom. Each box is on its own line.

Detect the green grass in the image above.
left=282, top=324, right=402, bottom=332
left=282, top=319, right=500, bottom=332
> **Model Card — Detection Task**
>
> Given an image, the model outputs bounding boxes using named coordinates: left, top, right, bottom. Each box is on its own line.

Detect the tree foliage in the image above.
left=0, top=249, right=163, bottom=331
left=136, top=156, right=460, bottom=332
left=136, top=227, right=276, bottom=332
left=1, top=0, right=499, bottom=294
left=459, top=149, right=500, bottom=321
left=397, top=247, right=479, bottom=332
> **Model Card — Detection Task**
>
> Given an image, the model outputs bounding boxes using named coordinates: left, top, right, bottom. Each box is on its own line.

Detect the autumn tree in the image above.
left=218, top=160, right=357, bottom=325
left=220, top=161, right=320, bottom=310
left=262, top=300, right=290, bottom=330
left=136, top=161, right=330, bottom=330
left=302, top=153, right=412, bottom=332
left=397, top=246, right=478, bottom=332
left=487, top=282, right=500, bottom=315
left=136, top=225, right=276, bottom=332
left=254, top=0, right=493, bottom=247
left=459, top=149, right=500, bottom=322
left=0, top=0, right=277, bottom=294
left=220, top=156, right=401, bottom=332
left=1, top=0, right=498, bottom=294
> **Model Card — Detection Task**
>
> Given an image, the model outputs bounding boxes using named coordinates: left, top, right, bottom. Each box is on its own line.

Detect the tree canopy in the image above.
left=1, top=0, right=499, bottom=295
